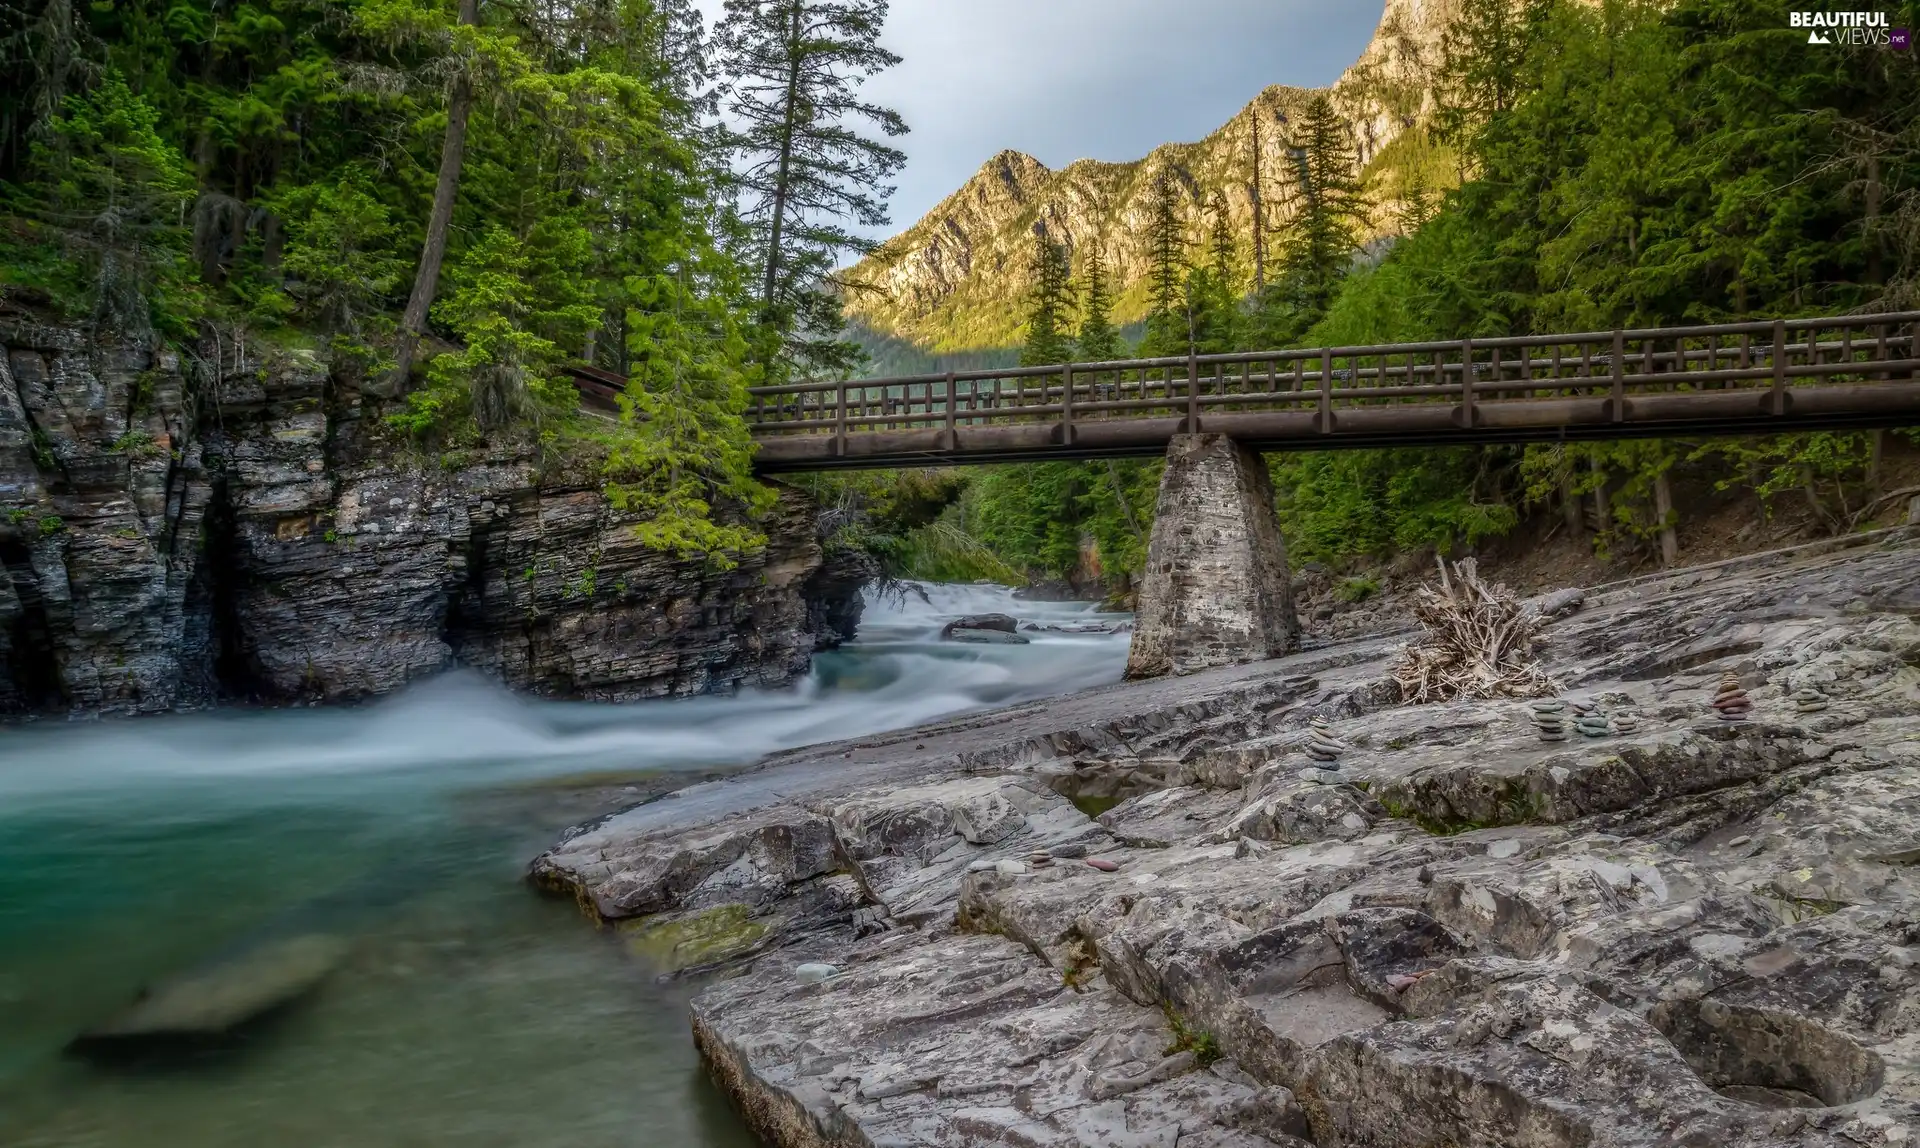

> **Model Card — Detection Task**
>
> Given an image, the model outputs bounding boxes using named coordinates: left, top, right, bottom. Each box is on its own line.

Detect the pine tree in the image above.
left=1074, top=246, right=1121, bottom=362
left=1141, top=172, right=1190, bottom=355
left=1433, top=0, right=1555, bottom=151
left=13, top=70, right=195, bottom=336
left=1186, top=192, right=1242, bottom=352
left=1256, top=92, right=1369, bottom=343
left=1019, top=231, right=1074, bottom=366
left=716, top=0, right=907, bottom=381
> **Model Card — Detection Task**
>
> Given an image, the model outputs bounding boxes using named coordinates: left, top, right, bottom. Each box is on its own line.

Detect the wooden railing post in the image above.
left=1186, top=351, right=1200, bottom=432
left=943, top=371, right=957, bottom=450
left=1771, top=319, right=1787, bottom=415
left=1610, top=329, right=1625, bottom=422
left=1461, top=337, right=1475, bottom=428
left=1319, top=348, right=1333, bottom=432
left=1060, top=362, right=1074, bottom=445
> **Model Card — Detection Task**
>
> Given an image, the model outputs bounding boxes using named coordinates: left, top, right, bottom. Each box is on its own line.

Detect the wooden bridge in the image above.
left=728, top=313, right=1920, bottom=472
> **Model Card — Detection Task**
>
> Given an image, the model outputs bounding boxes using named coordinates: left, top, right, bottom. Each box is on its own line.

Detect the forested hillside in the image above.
left=0, top=0, right=908, bottom=562
left=858, top=0, right=1920, bottom=595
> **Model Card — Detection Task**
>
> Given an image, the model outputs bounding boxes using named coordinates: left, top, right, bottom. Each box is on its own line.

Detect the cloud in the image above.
left=697, top=0, right=1383, bottom=235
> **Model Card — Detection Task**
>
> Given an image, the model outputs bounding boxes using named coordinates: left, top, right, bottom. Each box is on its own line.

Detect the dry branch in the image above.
left=1392, top=557, right=1557, bottom=704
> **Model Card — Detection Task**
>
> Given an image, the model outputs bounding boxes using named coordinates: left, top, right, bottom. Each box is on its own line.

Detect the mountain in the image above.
left=843, top=0, right=1461, bottom=361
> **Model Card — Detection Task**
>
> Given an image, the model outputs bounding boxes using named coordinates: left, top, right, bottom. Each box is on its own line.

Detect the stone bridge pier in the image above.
left=1124, top=434, right=1298, bottom=679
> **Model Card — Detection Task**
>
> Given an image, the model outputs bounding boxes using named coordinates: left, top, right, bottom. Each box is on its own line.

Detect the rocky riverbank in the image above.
left=534, top=529, right=1920, bottom=1147
left=0, top=320, right=869, bottom=717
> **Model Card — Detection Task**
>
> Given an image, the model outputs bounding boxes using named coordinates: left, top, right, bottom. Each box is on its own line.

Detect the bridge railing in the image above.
left=746, top=313, right=1920, bottom=449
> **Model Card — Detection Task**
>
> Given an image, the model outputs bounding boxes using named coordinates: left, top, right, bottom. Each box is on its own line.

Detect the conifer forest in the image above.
left=3, top=0, right=1919, bottom=588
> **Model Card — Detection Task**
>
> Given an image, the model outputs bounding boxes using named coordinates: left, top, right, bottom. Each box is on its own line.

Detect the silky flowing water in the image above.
left=0, top=586, right=1129, bottom=1147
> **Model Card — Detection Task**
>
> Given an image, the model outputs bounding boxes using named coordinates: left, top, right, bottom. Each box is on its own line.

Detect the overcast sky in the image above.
left=697, top=1, right=1385, bottom=236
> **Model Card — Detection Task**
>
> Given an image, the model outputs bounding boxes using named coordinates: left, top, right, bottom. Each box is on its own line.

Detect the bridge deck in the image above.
left=741, top=314, right=1920, bottom=471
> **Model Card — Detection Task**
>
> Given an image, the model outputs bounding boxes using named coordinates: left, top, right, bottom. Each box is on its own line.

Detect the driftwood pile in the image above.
left=1393, top=557, right=1556, bottom=704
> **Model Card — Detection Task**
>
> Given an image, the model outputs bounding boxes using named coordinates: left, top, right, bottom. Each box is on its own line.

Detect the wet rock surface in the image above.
left=536, top=530, right=1920, bottom=1147
left=0, top=321, right=859, bottom=715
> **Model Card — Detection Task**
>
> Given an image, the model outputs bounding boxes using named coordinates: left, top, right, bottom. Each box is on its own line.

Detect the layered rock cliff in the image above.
left=845, top=0, right=1460, bottom=354
left=0, top=320, right=865, bottom=718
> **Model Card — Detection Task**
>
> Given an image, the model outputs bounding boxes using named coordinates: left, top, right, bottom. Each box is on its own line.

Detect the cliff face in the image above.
left=0, top=320, right=862, bottom=718
left=845, top=0, right=1459, bottom=354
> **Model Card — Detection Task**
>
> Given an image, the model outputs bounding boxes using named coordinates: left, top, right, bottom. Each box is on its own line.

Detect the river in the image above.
left=0, top=585, right=1130, bottom=1147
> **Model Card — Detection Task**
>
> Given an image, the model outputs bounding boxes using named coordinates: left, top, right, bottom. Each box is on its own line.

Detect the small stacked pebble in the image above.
left=1712, top=673, right=1752, bottom=721
left=1531, top=699, right=1568, bottom=742
left=1027, top=849, right=1054, bottom=870
left=1572, top=701, right=1610, bottom=739
left=1609, top=711, right=1641, bottom=735
left=1792, top=687, right=1829, bottom=714
left=1305, top=718, right=1346, bottom=764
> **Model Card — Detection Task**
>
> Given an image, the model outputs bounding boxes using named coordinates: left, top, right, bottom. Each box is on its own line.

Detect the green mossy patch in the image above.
left=619, top=904, right=770, bottom=974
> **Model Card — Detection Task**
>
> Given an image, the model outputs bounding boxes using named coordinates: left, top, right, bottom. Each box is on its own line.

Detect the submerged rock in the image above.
left=70, top=932, right=350, bottom=1054
left=940, top=614, right=1029, bottom=643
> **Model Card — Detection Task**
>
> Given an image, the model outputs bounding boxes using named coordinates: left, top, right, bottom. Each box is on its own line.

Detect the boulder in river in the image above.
left=69, top=932, right=351, bottom=1056
left=939, top=614, right=1029, bottom=644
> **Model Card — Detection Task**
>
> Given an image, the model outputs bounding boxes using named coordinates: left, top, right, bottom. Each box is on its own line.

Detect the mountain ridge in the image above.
left=844, top=0, right=1460, bottom=360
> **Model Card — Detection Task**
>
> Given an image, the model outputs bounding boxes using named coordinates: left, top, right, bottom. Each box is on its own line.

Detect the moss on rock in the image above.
left=620, top=904, right=771, bottom=974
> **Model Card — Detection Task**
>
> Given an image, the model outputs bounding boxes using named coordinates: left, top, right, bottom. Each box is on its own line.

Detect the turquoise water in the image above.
left=0, top=587, right=1129, bottom=1147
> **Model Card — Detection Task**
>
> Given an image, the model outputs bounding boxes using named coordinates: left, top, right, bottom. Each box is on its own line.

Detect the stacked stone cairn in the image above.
left=1571, top=701, right=1610, bottom=739
left=1792, top=686, right=1830, bottom=714
left=1712, top=673, right=1752, bottom=721
left=1306, top=719, right=1346, bottom=764
left=1609, top=710, right=1642, bottom=735
left=1027, top=849, right=1054, bottom=871
left=1294, top=719, right=1349, bottom=784
left=1530, top=699, right=1568, bottom=742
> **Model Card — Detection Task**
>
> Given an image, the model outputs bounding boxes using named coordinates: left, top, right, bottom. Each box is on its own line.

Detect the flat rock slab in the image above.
left=538, top=535, right=1920, bottom=1147
left=692, top=929, right=1311, bottom=1148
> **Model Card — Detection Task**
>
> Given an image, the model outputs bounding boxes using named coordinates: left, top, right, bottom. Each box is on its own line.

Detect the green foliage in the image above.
left=1272, top=447, right=1519, bottom=564
left=5, top=70, right=195, bottom=332
left=1141, top=173, right=1190, bottom=355
left=1251, top=91, right=1370, bottom=346
left=604, top=259, right=774, bottom=567
left=1074, top=248, right=1122, bottom=362
left=398, top=225, right=591, bottom=436
left=718, top=0, right=908, bottom=381
left=1336, top=575, right=1381, bottom=603
left=1019, top=233, right=1074, bottom=367
left=0, top=0, right=839, bottom=567
left=1161, top=1006, right=1223, bottom=1067
left=272, top=173, right=409, bottom=345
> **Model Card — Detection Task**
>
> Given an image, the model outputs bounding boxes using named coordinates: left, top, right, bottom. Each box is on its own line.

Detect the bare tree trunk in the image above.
left=1868, top=428, right=1885, bottom=492
left=389, top=0, right=481, bottom=396
left=1559, top=471, right=1583, bottom=537
left=1652, top=470, right=1678, bottom=566
left=1107, top=460, right=1146, bottom=546
left=1248, top=106, right=1264, bottom=293
left=1589, top=456, right=1611, bottom=538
